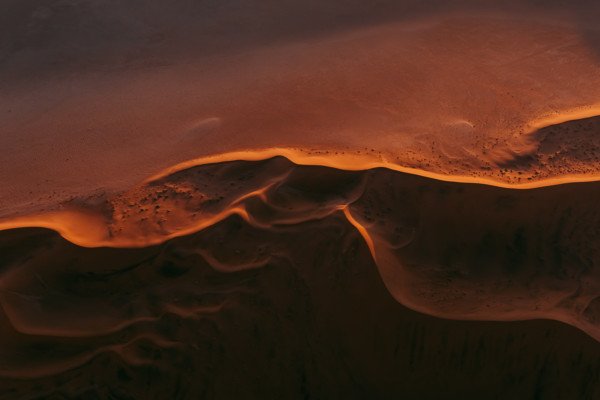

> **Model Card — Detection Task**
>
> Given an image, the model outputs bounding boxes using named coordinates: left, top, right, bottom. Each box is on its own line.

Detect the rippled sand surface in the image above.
left=3, top=1, right=600, bottom=216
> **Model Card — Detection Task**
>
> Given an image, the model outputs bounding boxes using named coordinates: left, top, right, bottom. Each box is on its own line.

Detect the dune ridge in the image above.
left=3, top=1, right=600, bottom=397
left=142, top=104, right=600, bottom=188
left=2, top=223, right=600, bottom=399
left=2, top=140, right=600, bottom=247
left=1, top=156, right=598, bottom=345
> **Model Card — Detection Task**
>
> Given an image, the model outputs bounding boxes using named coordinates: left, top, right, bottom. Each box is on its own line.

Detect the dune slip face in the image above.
left=0, top=157, right=599, bottom=398
left=1, top=157, right=599, bottom=338
left=2, top=1, right=600, bottom=398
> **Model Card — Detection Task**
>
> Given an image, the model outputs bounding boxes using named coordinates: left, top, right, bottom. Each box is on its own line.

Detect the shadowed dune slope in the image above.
left=0, top=158, right=598, bottom=378
left=2, top=3, right=600, bottom=397
left=0, top=218, right=599, bottom=399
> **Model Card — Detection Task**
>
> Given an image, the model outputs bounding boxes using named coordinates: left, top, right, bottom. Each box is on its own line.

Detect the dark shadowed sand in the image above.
left=1, top=1, right=600, bottom=399
left=0, top=219, right=599, bottom=400
left=1, top=158, right=599, bottom=399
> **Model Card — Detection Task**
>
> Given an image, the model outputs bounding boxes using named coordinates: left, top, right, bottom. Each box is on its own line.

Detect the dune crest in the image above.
left=3, top=1, right=600, bottom=397
left=1, top=156, right=598, bottom=344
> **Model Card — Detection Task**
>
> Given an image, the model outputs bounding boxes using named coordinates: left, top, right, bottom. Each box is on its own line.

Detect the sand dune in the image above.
left=1, top=157, right=599, bottom=344
left=2, top=1, right=600, bottom=398
left=0, top=159, right=599, bottom=398
left=2, top=2, right=600, bottom=218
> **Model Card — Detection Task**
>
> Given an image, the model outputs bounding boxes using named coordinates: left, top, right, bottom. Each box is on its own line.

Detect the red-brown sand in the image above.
left=1, top=1, right=600, bottom=398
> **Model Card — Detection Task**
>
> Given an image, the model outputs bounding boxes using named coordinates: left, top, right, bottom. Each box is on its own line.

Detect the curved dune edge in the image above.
left=0, top=208, right=248, bottom=249
left=146, top=147, right=600, bottom=190
left=1, top=198, right=599, bottom=344
left=143, top=104, right=600, bottom=188
left=2, top=103, right=600, bottom=244
left=2, top=142, right=600, bottom=248
left=524, top=104, right=600, bottom=134
left=0, top=155, right=599, bottom=345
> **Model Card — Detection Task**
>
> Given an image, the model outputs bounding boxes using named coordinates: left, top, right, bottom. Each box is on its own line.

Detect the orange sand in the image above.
left=1, top=2, right=600, bottom=396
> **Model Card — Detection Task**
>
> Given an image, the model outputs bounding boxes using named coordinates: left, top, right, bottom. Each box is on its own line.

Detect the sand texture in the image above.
left=1, top=1, right=600, bottom=398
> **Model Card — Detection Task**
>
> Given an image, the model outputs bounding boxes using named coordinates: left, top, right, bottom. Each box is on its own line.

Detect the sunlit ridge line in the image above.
left=145, top=147, right=600, bottom=190
left=340, top=205, right=377, bottom=261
